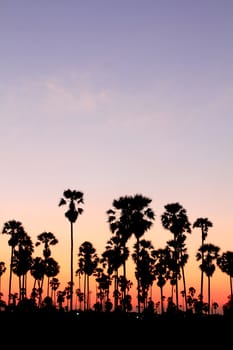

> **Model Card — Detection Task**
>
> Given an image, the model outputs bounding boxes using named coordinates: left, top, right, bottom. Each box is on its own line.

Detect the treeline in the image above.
left=0, top=189, right=233, bottom=317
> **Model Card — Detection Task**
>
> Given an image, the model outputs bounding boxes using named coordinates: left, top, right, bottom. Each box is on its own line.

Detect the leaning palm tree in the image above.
left=193, top=217, right=213, bottom=305
left=59, top=189, right=84, bottom=311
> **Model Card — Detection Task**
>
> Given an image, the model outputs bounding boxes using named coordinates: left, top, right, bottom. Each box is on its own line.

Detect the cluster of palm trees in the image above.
left=0, top=188, right=232, bottom=316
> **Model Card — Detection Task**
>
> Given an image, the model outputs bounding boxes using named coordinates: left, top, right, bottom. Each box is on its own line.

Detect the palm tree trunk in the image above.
left=70, top=221, right=74, bottom=312
left=201, top=238, right=204, bottom=307
left=208, top=276, right=211, bottom=315
left=160, top=287, right=164, bottom=314
left=8, top=248, right=14, bottom=305
left=181, top=264, right=188, bottom=311
left=136, top=238, right=140, bottom=314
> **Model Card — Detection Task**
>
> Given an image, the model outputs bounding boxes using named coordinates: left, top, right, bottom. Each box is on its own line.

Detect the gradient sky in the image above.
left=1, top=0, right=233, bottom=311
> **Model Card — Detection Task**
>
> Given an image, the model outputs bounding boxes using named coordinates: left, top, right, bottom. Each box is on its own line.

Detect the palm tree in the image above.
left=2, top=220, right=26, bottom=305
left=196, top=243, right=220, bottom=314
left=193, top=217, right=213, bottom=304
left=101, top=236, right=129, bottom=310
left=106, top=195, right=134, bottom=306
left=44, top=257, right=60, bottom=298
left=217, top=251, right=233, bottom=299
left=0, top=262, right=6, bottom=296
left=132, top=239, right=155, bottom=311
left=153, top=247, right=171, bottom=314
left=35, top=231, right=58, bottom=259
left=11, top=232, right=34, bottom=301
left=50, top=277, right=60, bottom=306
left=114, top=194, right=155, bottom=314
left=106, top=194, right=155, bottom=313
left=34, top=231, right=59, bottom=304
left=30, top=257, right=46, bottom=306
left=59, top=189, right=84, bottom=312
left=77, top=241, right=99, bottom=311
left=161, top=202, right=191, bottom=311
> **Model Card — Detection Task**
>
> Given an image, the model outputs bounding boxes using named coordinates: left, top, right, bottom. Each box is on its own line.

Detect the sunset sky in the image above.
left=0, top=0, right=233, bottom=311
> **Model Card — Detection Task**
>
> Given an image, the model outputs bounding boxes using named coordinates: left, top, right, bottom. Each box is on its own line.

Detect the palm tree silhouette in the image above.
left=35, top=231, right=59, bottom=302
left=161, top=202, right=191, bottom=311
left=153, top=247, right=171, bottom=314
left=2, top=220, right=27, bottom=305
left=30, top=256, right=46, bottom=307
left=108, top=194, right=155, bottom=314
left=196, top=243, right=220, bottom=314
left=107, top=195, right=134, bottom=307
left=59, top=189, right=84, bottom=311
left=11, top=232, right=34, bottom=301
left=0, top=262, right=6, bottom=296
left=132, top=239, right=155, bottom=311
left=193, top=217, right=213, bottom=305
left=217, top=251, right=233, bottom=299
left=101, top=235, right=129, bottom=310
left=35, top=231, right=58, bottom=259
left=124, top=194, right=155, bottom=314
left=77, top=241, right=99, bottom=310
left=44, top=257, right=60, bottom=298
left=50, top=277, right=60, bottom=306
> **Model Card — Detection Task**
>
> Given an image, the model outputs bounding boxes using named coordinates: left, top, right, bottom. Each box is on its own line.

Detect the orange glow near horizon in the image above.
left=0, top=210, right=231, bottom=314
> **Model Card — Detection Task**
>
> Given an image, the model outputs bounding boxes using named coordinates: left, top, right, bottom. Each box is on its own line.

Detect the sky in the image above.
left=0, top=0, right=233, bottom=312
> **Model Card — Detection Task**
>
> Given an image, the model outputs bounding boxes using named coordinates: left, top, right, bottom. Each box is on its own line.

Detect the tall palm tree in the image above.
left=59, top=189, right=84, bottom=312
left=193, top=217, right=213, bottom=304
left=161, top=202, right=191, bottom=311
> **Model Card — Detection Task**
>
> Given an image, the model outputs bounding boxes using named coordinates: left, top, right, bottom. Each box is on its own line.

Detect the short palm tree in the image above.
left=59, top=189, right=84, bottom=311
